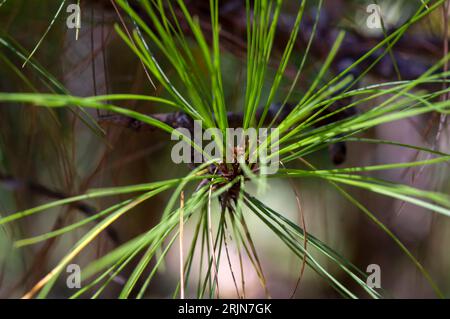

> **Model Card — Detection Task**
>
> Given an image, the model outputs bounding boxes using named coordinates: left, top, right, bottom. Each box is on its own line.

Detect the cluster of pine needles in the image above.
left=0, top=0, right=449, bottom=298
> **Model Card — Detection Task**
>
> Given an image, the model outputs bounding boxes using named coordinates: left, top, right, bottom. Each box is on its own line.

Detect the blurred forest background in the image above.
left=0, top=0, right=449, bottom=298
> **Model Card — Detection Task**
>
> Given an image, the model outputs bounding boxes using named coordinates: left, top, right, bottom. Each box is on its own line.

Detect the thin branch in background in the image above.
left=393, top=0, right=450, bottom=221
left=407, top=0, right=450, bottom=190
left=91, top=2, right=99, bottom=117
left=279, top=160, right=308, bottom=297
left=286, top=174, right=307, bottom=298
left=239, top=215, right=270, bottom=298
left=101, top=4, right=111, bottom=101
left=179, top=191, right=185, bottom=299
left=207, top=184, right=220, bottom=298
left=228, top=211, right=246, bottom=298
left=236, top=234, right=246, bottom=299
left=0, top=173, right=119, bottom=243
left=223, top=216, right=241, bottom=298
left=197, top=212, right=208, bottom=297
left=436, top=0, right=450, bottom=142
